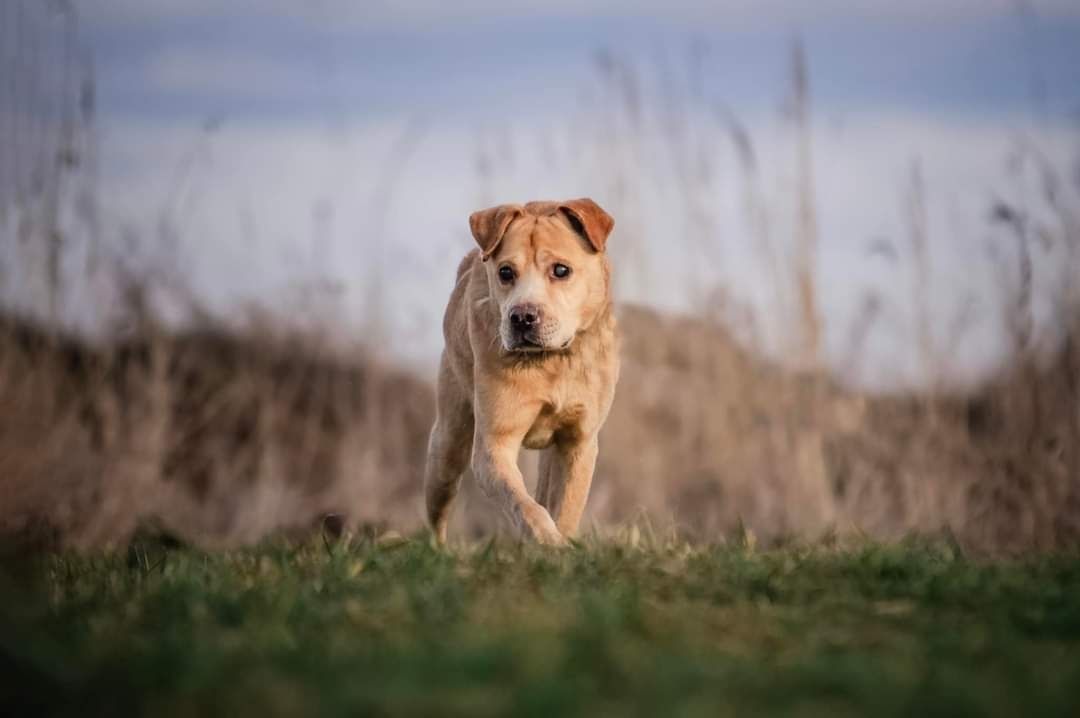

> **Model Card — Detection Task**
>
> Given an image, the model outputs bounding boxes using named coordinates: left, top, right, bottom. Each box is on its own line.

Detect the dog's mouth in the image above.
left=506, top=335, right=574, bottom=354
left=514, top=337, right=544, bottom=352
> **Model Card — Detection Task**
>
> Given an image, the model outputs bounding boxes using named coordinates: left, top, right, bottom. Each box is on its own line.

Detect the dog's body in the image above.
left=425, top=199, right=619, bottom=545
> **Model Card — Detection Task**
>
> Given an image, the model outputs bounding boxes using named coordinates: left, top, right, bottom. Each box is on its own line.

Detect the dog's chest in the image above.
left=521, top=400, right=586, bottom=450
left=512, top=330, right=616, bottom=451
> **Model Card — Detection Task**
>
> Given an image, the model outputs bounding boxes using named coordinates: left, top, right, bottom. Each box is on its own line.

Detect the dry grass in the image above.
left=1, top=299, right=1078, bottom=554
left=603, top=304, right=1080, bottom=553
left=0, top=314, right=433, bottom=550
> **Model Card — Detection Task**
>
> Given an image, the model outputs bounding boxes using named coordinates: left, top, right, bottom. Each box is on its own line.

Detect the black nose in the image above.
left=510, top=304, right=541, bottom=329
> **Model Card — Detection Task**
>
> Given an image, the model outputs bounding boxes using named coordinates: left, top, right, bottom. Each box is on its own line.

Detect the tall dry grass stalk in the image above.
left=1, top=0, right=87, bottom=324
left=788, top=39, right=823, bottom=371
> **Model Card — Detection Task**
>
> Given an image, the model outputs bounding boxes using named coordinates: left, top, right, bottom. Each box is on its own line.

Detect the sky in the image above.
left=82, top=1, right=1080, bottom=125
left=2, top=0, right=1079, bottom=390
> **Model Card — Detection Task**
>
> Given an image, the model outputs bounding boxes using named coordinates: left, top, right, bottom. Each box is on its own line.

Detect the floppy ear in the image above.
left=469, top=204, right=524, bottom=261
left=558, top=198, right=615, bottom=253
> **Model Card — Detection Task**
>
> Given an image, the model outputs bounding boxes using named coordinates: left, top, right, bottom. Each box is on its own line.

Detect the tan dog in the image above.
left=424, top=198, right=619, bottom=545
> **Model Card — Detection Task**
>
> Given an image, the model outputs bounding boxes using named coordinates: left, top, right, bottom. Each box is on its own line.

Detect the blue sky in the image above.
left=81, top=1, right=1080, bottom=126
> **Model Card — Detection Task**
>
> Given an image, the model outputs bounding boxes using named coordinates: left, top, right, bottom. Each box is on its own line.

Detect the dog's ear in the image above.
left=559, top=198, right=614, bottom=253
left=469, top=204, right=524, bottom=261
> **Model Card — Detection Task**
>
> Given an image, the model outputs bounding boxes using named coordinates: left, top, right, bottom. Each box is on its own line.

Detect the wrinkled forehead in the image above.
left=494, top=214, right=592, bottom=264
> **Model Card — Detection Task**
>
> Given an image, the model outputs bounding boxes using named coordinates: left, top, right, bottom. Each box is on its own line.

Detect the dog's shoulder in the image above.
left=455, top=248, right=480, bottom=283
left=442, top=249, right=486, bottom=375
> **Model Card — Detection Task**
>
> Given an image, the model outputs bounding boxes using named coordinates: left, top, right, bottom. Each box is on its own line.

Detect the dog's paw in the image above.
left=521, top=503, right=568, bottom=547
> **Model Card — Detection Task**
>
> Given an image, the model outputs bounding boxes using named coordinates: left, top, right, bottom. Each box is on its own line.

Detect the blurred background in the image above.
left=2, top=0, right=1079, bottom=552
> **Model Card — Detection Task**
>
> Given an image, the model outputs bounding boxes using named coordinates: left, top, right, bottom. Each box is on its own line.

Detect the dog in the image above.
left=424, top=198, right=619, bottom=545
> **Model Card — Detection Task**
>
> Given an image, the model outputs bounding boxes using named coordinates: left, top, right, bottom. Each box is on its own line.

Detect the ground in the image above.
left=2, top=534, right=1079, bottom=717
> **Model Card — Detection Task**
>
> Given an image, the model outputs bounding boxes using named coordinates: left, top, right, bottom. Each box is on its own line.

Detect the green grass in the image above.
left=2, top=534, right=1079, bottom=717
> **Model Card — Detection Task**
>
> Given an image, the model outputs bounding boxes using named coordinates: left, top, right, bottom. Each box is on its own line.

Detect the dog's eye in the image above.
left=498, top=265, right=515, bottom=283
left=551, top=263, right=571, bottom=279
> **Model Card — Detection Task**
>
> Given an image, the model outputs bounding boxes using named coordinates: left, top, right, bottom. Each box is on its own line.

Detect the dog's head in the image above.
left=469, top=198, right=614, bottom=354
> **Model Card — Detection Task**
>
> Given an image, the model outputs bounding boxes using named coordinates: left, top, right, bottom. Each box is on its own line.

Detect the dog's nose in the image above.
left=510, top=304, right=542, bottom=329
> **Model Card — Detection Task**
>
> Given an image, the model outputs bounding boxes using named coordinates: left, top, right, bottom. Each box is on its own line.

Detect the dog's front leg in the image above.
left=472, top=436, right=565, bottom=546
left=537, top=436, right=598, bottom=537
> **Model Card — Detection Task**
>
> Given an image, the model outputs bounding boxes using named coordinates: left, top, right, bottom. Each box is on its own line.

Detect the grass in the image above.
left=2, top=535, right=1080, bottom=717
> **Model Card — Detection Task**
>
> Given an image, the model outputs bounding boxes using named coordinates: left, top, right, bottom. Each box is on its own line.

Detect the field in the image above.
left=3, top=535, right=1080, bottom=717
left=2, top=7, right=1080, bottom=715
